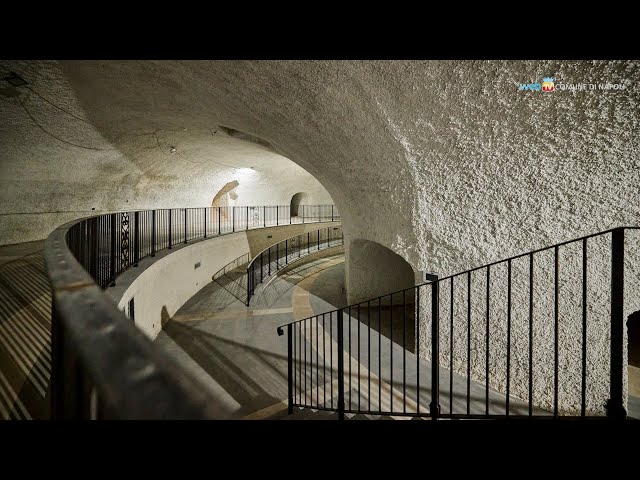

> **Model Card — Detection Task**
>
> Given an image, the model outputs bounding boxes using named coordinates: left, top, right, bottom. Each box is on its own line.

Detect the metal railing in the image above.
left=64, top=204, right=339, bottom=290
left=246, top=225, right=344, bottom=305
left=213, top=252, right=251, bottom=281
left=46, top=204, right=339, bottom=419
left=277, top=227, right=638, bottom=420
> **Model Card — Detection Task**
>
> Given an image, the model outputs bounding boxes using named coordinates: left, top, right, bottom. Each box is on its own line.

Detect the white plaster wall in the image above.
left=114, top=233, right=250, bottom=339
left=109, top=222, right=341, bottom=340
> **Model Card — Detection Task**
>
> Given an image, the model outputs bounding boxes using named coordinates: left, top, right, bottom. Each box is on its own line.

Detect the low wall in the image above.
left=106, top=222, right=340, bottom=340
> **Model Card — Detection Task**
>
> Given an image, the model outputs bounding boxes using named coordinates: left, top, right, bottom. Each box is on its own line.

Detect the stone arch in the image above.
left=212, top=180, right=239, bottom=219
left=345, top=238, right=415, bottom=305
left=290, top=192, right=306, bottom=217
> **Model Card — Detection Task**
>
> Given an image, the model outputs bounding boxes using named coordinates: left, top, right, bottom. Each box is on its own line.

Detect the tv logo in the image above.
left=518, top=77, right=555, bottom=92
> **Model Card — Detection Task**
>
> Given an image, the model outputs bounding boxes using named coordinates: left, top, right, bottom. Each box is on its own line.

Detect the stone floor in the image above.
left=156, top=253, right=552, bottom=420
left=0, top=240, right=51, bottom=420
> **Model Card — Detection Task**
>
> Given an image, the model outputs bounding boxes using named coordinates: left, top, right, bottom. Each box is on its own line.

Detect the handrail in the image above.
left=276, top=226, right=638, bottom=421
left=246, top=225, right=344, bottom=305
left=278, top=226, right=640, bottom=329
left=45, top=203, right=339, bottom=419
left=213, top=252, right=251, bottom=280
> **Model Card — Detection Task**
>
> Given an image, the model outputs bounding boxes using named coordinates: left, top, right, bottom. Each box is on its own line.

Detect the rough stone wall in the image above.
left=1, top=60, right=638, bottom=412
left=418, top=230, right=640, bottom=415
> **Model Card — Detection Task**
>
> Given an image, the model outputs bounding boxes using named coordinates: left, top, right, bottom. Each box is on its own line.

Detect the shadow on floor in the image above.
left=163, top=320, right=288, bottom=416
left=0, top=250, right=51, bottom=420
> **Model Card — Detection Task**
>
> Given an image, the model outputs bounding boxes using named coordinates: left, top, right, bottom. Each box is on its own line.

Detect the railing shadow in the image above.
left=0, top=251, right=51, bottom=420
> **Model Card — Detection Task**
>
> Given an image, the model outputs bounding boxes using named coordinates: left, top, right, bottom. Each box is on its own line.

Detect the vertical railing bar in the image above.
left=581, top=238, right=587, bottom=417
left=358, top=304, right=361, bottom=411
left=390, top=293, right=393, bottom=413
left=431, top=279, right=440, bottom=420
left=316, top=316, right=319, bottom=408
left=403, top=289, right=406, bottom=414
left=348, top=305, right=351, bottom=410
left=467, top=270, right=471, bottom=416
left=450, top=276, right=454, bottom=415
left=304, top=318, right=307, bottom=407
left=379, top=297, right=382, bottom=413
left=287, top=324, right=293, bottom=414
left=323, top=313, right=326, bottom=408
left=417, top=287, right=420, bottom=415
left=529, top=253, right=534, bottom=417
left=609, top=228, right=625, bottom=420
left=337, top=309, right=345, bottom=420
left=368, top=299, right=371, bottom=412
left=485, top=266, right=490, bottom=416
left=554, top=245, right=559, bottom=417
left=506, top=259, right=512, bottom=417
left=331, top=312, right=334, bottom=410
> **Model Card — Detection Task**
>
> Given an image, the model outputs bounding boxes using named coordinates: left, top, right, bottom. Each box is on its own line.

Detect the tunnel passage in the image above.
left=290, top=192, right=306, bottom=217
left=346, top=238, right=417, bottom=351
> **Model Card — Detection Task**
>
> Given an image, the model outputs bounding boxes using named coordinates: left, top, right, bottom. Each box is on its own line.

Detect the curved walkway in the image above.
left=155, top=253, right=346, bottom=418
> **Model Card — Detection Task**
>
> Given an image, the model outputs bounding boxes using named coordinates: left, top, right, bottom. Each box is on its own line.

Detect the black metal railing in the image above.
left=64, top=204, right=339, bottom=290
left=46, top=203, right=339, bottom=419
left=277, top=227, right=638, bottom=420
left=213, top=252, right=251, bottom=281
left=246, top=225, right=344, bottom=305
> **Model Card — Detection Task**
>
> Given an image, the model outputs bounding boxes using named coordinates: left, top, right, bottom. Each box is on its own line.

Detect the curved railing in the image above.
left=46, top=204, right=339, bottom=419
left=277, top=227, right=639, bottom=420
left=246, top=225, right=344, bottom=305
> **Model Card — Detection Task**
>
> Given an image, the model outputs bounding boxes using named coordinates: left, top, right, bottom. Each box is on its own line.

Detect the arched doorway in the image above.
left=346, top=238, right=416, bottom=351
left=212, top=180, right=239, bottom=219
left=290, top=192, right=306, bottom=217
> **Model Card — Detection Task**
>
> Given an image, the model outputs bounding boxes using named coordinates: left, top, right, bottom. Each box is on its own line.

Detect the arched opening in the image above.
left=212, top=180, right=239, bottom=219
left=346, top=238, right=417, bottom=351
left=290, top=192, right=306, bottom=217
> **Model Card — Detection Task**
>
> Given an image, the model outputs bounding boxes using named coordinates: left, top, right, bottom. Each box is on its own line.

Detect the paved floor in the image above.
left=156, top=253, right=550, bottom=419
left=0, top=241, right=51, bottom=420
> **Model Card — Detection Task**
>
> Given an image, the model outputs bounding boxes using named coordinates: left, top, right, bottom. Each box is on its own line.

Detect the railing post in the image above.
left=430, top=277, right=441, bottom=419
left=263, top=206, right=266, bottom=227
left=184, top=208, right=188, bottom=244
left=287, top=324, right=293, bottom=414
left=151, top=210, right=156, bottom=256
left=337, top=309, right=345, bottom=420
left=246, top=266, right=251, bottom=306
left=168, top=209, right=173, bottom=249
left=218, top=207, right=221, bottom=235
left=331, top=205, right=334, bottom=222
left=203, top=207, right=207, bottom=238
left=268, top=247, right=271, bottom=276
left=233, top=207, right=235, bottom=232
left=285, top=239, right=288, bottom=265
left=608, top=227, right=626, bottom=420
left=246, top=206, right=249, bottom=230
left=277, top=205, right=279, bottom=226
left=109, top=213, right=116, bottom=286
left=88, top=217, right=98, bottom=279
left=51, top=297, right=64, bottom=419
left=302, top=205, right=305, bottom=224
left=133, top=211, right=139, bottom=267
